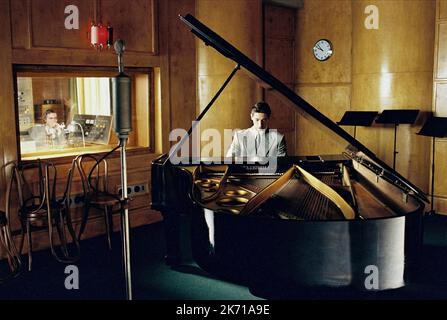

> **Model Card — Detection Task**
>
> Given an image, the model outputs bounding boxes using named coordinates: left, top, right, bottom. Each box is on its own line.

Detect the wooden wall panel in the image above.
left=351, top=73, right=433, bottom=110
left=197, top=0, right=263, bottom=156
left=0, top=1, right=17, bottom=211
left=264, top=4, right=296, bottom=154
left=265, top=38, right=295, bottom=84
left=196, top=75, right=256, bottom=154
left=295, top=85, right=351, bottom=155
left=31, top=79, right=67, bottom=106
left=10, top=0, right=29, bottom=49
left=265, top=5, right=295, bottom=40
left=295, top=0, right=352, bottom=84
left=167, top=0, right=196, bottom=133
left=439, top=0, right=447, bottom=20
left=436, top=22, right=447, bottom=78
left=30, top=0, right=94, bottom=50
left=352, top=72, right=433, bottom=163
left=434, top=140, right=447, bottom=198
left=432, top=0, right=447, bottom=214
left=294, top=0, right=352, bottom=155
left=11, top=0, right=157, bottom=53
left=434, top=82, right=447, bottom=116
left=11, top=49, right=161, bottom=68
left=353, top=1, right=435, bottom=75
left=135, top=74, right=150, bottom=147
left=352, top=0, right=434, bottom=193
left=99, top=0, right=157, bottom=54
left=264, top=91, right=296, bottom=154
left=433, top=196, right=447, bottom=215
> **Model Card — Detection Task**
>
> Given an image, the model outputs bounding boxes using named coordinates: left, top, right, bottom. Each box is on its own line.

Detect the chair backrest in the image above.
left=6, top=160, right=57, bottom=216
left=0, top=161, right=23, bottom=280
left=3, top=161, right=17, bottom=224
left=75, top=154, right=110, bottom=196
left=1, top=162, right=22, bottom=274
left=4, top=159, right=80, bottom=267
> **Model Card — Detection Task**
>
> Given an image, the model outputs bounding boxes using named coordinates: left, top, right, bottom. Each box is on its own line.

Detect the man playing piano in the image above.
left=226, top=101, right=287, bottom=157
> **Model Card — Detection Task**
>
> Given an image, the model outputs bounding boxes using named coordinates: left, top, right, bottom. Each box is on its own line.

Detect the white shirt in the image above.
left=226, top=126, right=287, bottom=157
left=29, top=124, right=66, bottom=147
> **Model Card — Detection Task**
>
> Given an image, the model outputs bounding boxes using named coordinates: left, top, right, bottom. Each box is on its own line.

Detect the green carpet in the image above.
left=0, top=214, right=447, bottom=299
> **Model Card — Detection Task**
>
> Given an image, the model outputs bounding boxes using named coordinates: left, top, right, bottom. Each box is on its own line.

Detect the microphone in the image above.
left=111, top=39, right=132, bottom=139
left=111, top=38, right=133, bottom=300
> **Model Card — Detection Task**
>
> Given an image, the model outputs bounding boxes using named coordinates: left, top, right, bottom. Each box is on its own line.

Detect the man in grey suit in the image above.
left=226, top=102, right=287, bottom=158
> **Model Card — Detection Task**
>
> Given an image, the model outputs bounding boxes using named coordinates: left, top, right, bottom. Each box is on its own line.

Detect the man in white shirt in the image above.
left=226, top=102, right=287, bottom=158
left=29, top=109, right=66, bottom=147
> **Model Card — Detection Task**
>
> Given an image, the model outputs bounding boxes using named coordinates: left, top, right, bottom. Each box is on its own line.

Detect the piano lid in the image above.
left=179, top=14, right=428, bottom=203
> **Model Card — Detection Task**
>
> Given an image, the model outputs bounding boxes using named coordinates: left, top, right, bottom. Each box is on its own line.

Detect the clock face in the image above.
left=313, top=39, right=333, bottom=61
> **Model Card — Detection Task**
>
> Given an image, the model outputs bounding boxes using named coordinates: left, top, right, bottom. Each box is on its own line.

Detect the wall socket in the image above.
left=117, top=183, right=148, bottom=197
left=57, top=183, right=148, bottom=207
left=57, top=193, right=85, bottom=208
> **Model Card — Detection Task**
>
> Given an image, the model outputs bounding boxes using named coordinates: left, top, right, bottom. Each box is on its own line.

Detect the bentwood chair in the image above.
left=0, top=210, right=22, bottom=282
left=0, top=201, right=22, bottom=282
left=76, top=154, right=122, bottom=250
left=0, top=162, right=23, bottom=281
left=7, top=159, right=80, bottom=271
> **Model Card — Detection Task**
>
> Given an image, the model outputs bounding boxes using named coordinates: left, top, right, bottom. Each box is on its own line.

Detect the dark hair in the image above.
left=251, top=102, right=271, bottom=118
left=44, top=109, right=57, bottom=119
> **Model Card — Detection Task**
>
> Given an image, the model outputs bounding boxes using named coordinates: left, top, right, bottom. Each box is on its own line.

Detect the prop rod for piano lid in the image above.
left=164, top=63, right=241, bottom=165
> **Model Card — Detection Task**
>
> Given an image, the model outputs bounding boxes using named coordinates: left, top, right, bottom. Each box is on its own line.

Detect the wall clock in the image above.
left=313, top=39, right=333, bottom=61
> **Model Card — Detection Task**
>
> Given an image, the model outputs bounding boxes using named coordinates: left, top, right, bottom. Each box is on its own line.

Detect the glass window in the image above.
left=15, top=67, right=153, bottom=160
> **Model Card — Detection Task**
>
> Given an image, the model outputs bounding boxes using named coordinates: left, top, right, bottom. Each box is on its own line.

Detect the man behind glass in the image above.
left=29, top=109, right=66, bottom=148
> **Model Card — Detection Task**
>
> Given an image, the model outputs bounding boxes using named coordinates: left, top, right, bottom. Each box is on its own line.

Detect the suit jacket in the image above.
left=226, top=126, right=287, bottom=157
left=29, top=124, right=66, bottom=147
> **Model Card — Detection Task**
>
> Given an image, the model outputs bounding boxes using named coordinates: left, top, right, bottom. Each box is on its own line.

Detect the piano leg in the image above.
left=161, top=210, right=181, bottom=266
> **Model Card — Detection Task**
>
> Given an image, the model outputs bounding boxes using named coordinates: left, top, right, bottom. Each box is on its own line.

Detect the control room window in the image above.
left=15, top=66, right=153, bottom=160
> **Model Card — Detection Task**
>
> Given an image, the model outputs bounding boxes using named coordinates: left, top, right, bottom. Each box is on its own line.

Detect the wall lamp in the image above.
left=90, top=23, right=113, bottom=49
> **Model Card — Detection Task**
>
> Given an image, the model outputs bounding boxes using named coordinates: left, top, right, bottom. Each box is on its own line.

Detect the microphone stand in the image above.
left=67, top=121, right=86, bottom=147
left=113, top=40, right=133, bottom=300
left=119, top=136, right=131, bottom=300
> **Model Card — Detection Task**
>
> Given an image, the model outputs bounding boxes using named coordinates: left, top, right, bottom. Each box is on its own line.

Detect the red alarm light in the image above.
left=90, top=23, right=113, bottom=49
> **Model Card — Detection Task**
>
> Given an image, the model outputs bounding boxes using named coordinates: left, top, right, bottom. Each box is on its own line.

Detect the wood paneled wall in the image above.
left=293, top=0, right=434, bottom=196
left=352, top=0, right=434, bottom=192
left=196, top=0, right=263, bottom=157
left=167, top=0, right=196, bottom=133
left=432, top=0, right=447, bottom=214
left=10, top=0, right=159, bottom=67
left=0, top=1, right=17, bottom=211
left=264, top=4, right=296, bottom=153
left=0, top=0, right=198, bottom=252
left=294, top=0, right=353, bottom=155
left=11, top=0, right=156, bottom=54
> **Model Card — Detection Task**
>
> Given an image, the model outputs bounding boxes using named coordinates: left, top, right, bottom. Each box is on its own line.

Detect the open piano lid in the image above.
left=179, top=14, right=428, bottom=203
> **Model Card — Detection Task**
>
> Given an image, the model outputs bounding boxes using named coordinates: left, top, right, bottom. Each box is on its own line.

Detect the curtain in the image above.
left=67, top=78, right=78, bottom=120
left=76, top=78, right=111, bottom=115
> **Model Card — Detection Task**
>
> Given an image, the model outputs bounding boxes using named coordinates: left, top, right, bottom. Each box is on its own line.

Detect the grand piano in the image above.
left=151, top=14, right=428, bottom=292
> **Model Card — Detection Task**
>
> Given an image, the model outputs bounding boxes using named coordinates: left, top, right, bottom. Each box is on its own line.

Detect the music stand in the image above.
left=417, top=116, right=447, bottom=215
left=375, top=109, right=419, bottom=170
left=337, top=111, right=378, bottom=139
